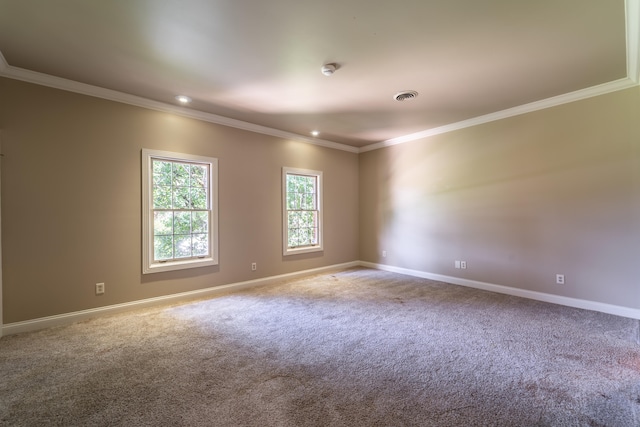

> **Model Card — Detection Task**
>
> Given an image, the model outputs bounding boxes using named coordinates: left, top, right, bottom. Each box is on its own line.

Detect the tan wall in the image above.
left=0, top=78, right=359, bottom=323
left=360, top=86, right=640, bottom=309
left=2, top=76, right=639, bottom=324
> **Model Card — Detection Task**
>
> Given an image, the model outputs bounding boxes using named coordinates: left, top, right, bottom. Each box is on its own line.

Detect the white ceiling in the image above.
left=0, top=0, right=638, bottom=151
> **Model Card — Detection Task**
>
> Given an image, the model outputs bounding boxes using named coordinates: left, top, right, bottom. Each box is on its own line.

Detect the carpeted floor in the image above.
left=1, top=267, right=639, bottom=426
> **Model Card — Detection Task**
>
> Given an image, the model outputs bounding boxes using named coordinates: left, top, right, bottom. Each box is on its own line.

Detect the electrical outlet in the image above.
left=556, top=274, right=565, bottom=285
left=95, top=283, right=105, bottom=295
left=455, top=260, right=461, bottom=269
left=382, top=250, right=387, bottom=258
left=251, top=262, right=257, bottom=271
left=461, top=261, right=467, bottom=269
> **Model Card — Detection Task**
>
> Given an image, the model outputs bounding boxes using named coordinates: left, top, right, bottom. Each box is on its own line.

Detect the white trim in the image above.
left=360, top=77, right=637, bottom=153
left=0, top=50, right=8, bottom=73
left=627, top=0, right=640, bottom=83
left=4, top=59, right=634, bottom=158
left=3, top=260, right=638, bottom=336
left=0, top=0, right=637, bottom=155
left=282, top=167, right=324, bottom=256
left=361, top=0, right=640, bottom=153
left=141, top=149, right=219, bottom=274
left=360, top=261, right=640, bottom=320
left=0, top=63, right=358, bottom=154
left=0, top=3, right=637, bottom=155
left=2, top=261, right=360, bottom=336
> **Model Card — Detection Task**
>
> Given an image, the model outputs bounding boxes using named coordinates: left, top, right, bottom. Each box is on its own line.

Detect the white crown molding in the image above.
left=0, top=63, right=359, bottom=154
left=1, top=0, right=637, bottom=155
left=360, top=77, right=637, bottom=153
left=361, top=262, right=640, bottom=320
left=0, top=50, right=8, bottom=73
left=360, top=0, right=640, bottom=153
left=627, top=0, right=640, bottom=83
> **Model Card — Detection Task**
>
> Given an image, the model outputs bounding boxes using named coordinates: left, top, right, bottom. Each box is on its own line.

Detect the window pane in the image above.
left=192, top=211, right=209, bottom=233
left=299, top=228, right=311, bottom=245
left=190, top=187, right=207, bottom=209
left=191, top=165, right=207, bottom=187
left=174, top=212, right=191, bottom=235
left=286, top=177, right=297, bottom=198
left=154, top=235, right=173, bottom=260
left=285, top=171, right=321, bottom=250
left=302, top=211, right=316, bottom=228
left=306, top=179, right=316, bottom=193
left=173, top=163, right=190, bottom=187
left=302, top=193, right=314, bottom=210
left=145, top=150, right=218, bottom=273
left=287, top=192, right=298, bottom=209
left=174, top=235, right=192, bottom=258
left=288, top=211, right=299, bottom=229
left=153, top=161, right=172, bottom=186
left=173, top=186, right=191, bottom=209
left=153, top=185, right=172, bottom=209
left=154, top=211, right=173, bottom=235
left=192, top=233, right=208, bottom=256
left=288, top=228, right=299, bottom=247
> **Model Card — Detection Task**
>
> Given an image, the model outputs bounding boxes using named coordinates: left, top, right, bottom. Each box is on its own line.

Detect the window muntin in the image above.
left=283, top=167, right=323, bottom=256
left=142, top=149, right=218, bottom=274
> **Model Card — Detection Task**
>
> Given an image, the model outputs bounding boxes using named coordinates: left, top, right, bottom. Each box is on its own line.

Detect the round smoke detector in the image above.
left=321, top=63, right=337, bottom=76
left=394, top=90, right=418, bottom=101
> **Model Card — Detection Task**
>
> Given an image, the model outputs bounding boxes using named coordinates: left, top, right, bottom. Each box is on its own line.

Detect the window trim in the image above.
left=282, top=167, right=323, bottom=256
left=142, top=149, right=219, bottom=274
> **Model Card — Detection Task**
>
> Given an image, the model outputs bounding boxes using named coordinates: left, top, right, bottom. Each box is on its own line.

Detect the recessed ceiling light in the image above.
left=175, top=95, right=192, bottom=104
left=311, top=130, right=320, bottom=137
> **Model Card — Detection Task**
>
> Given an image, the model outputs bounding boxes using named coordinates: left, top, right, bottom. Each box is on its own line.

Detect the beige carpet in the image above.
left=1, top=267, right=639, bottom=426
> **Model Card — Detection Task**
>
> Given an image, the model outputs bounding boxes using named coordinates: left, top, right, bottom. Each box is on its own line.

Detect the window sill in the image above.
left=143, top=257, right=218, bottom=274
left=283, top=245, right=323, bottom=257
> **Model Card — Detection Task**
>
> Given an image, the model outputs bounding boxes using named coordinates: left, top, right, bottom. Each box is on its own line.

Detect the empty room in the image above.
left=1, top=1, right=640, bottom=425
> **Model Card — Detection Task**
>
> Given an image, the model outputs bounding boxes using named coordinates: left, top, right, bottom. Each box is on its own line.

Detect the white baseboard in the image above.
left=361, top=261, right=640, bottom=320
left=2, top=261, right=360, bottom=336
left=4, top=259, right=638, bottom=336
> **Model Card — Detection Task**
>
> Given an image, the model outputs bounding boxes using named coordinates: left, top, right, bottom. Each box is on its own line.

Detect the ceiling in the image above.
left=0, top=0, right=637, bottom=150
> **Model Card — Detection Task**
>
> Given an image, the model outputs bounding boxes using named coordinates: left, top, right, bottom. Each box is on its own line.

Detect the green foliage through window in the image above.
left=286, top=173, right=318, bottom=248
left=152, top=159, right=210, bottom=261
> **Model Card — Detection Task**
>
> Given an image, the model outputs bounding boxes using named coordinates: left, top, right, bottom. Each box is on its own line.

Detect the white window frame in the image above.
left=142, top=149, right=219, bottom=274
left=282, top=167, right=323, bottom=256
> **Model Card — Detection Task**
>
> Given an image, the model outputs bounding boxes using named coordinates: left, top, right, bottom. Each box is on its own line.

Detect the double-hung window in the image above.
left=142, top=149, right=218, bottom=274
left=282, top=167, right=323, bottom=256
